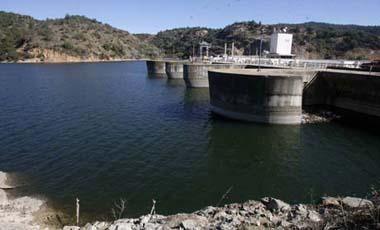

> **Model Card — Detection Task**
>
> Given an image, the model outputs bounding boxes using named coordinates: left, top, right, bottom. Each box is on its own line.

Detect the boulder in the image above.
left=63, top=227, right=80, bottom=230
left=91, top=221, right=109, bottom=230
left=140, top=214, right=151, bottom=225
left=198, top=206, right=217, bottom=216
left=321, top=197, right=340, bottom=207
left=144, top=223, right=160, bottom=230
left=261, top=197, right=291, bottom=212
left=307, top=210, right=322, bottom=222
left=181, top=219, right=200, bottom=230
left=108, top=223, right=135, bottom=230
left=342, top=197, right=374, bottom=208
left=280, top=220, right=292, bottom=228
left=293, top=204, right=308, bottom=217
left=0, top=190, right=7, bottom=205
left=164, top=214, right=208, bottom=229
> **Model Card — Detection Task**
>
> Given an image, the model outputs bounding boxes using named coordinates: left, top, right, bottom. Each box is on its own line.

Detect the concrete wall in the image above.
left=146, top=60, right=167, bottom=77
left=253, top=69, right=317, bottom=83
left=208, top=70, right=304, bottom=124
left=183, top=64, right=246, bottom=88
left=303, top=70, right=380, bottom=117
left=165, top=61, right=185, bottom=79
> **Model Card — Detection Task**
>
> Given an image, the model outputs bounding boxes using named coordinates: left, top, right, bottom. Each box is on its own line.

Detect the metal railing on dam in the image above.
left=209, top=56, right=366, bottom=70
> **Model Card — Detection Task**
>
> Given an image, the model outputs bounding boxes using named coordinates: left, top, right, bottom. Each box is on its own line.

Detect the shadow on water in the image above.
left=147, top=73, right=167, bottom=79
left=166, top=79, right=185, bottom=88
left=204, top=120, right=303, bottom=204
left=182, top=88, right=211, bottom=123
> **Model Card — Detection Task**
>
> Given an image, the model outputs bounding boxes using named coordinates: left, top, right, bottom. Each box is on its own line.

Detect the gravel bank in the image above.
left=0, top=172, right=47, bottom=230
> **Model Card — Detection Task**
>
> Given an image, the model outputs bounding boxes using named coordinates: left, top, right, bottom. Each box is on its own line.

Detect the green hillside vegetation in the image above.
left=1, top=11, right=379, bottom=62
left=0, top=12, right=160, bottom=62
left=149, top=21, right=380, bottom=60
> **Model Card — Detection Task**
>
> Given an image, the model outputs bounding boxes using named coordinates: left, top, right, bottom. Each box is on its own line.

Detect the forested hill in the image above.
left=141, top=21, right=380, bottom=60
left=0, top=12, right=160, bottom=62
left=1, top=11, right=379, bottom=62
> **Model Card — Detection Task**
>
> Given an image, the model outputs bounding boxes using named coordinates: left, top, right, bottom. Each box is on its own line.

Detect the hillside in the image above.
left=1, top=11, right=379, bottom=62
left=149, top=21, right=380, bottom=60
left=0, top=12, right=160, bottom=62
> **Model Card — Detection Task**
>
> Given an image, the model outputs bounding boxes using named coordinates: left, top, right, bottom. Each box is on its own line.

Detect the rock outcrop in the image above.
left=65, top=195, right=379, bottom=230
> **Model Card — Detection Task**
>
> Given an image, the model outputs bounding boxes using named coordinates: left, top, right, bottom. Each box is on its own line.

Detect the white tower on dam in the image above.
left=270, top=32, right=293, bottom=57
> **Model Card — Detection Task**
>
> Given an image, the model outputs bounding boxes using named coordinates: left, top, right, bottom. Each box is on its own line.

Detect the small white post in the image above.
left=76, top=198, right=80, bottom=226
left=150, top=199, right=156, bottom=215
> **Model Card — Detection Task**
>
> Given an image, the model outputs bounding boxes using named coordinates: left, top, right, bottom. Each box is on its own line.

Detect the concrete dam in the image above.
left=146, top=60, right=246, bottom=87
left=183, top=63, right=246, bottom=88
left=209, top=69, right=380, bottom=124
left=146, top=60, right=167, bottom=77
left=208, top=69, right=304, bottom=125
left=146, top=60, right=380, bottom=125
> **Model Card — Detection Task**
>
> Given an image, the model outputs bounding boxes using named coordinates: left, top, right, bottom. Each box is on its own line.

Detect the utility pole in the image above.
left=192, top=44, right=195, bottom=62
left=224, top=43, right=227, bottom=56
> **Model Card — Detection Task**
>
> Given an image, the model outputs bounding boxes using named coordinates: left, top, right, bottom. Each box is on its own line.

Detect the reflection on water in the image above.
left=206, top=122, right=302, bottom=203
left=0, top=62, right=380, bottom=221
left=166, top=79, right=185, bottom=87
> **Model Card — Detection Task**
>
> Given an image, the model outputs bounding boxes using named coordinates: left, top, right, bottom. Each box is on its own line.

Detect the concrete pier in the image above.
left=303, top=69, right=380, bottom=117
left=208, top=69, right=304, bottom=124
left=208, top=68, right=380, bottom=124
left=165, top=61, right=186, bottom=79
left=183, top=63, right=246, bottom=88
left=146, top=60, right=167, bottom=77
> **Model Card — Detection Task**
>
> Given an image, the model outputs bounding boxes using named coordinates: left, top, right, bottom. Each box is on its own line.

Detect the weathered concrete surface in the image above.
left=209, top=69, right=304, bottom=124
left=146, top=60, right=167, bottom=77
left=165, top=61, right=187, bottom=79
left=303, top=69, right=380, bottom=118
left=275, top=69, right=318, bottom=83
left=246, top=68, right=318, bottom=83
left=245, top=64, right=290, bottom=70
left=183, top=63, right=246, bottom=88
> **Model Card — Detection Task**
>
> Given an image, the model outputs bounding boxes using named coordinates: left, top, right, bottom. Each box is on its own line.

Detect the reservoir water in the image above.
left=0, top=61, right=380, bottom=221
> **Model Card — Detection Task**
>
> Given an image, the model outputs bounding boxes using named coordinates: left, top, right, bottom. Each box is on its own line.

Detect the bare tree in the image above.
left=111, top=198, right=127, bottom=220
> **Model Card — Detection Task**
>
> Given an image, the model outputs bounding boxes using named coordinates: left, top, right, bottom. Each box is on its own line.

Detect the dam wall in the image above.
left=146, top=60, right=167, bottom=77
left=303, top=70, right=380, bottom=117
left=183, top=63, right=246, bottom=88
left=208, top=69, right=304, bottom=124
left=165, top=61, right=186, bottom=79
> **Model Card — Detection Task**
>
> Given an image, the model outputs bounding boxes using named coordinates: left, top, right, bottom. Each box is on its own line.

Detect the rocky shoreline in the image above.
left=0, top=172, right=47, bottom=230
left=1, top=171, right=379, bottom=229
left=64, top=195, right=379, bottom=230
left=302, top=110, right=341, bottom=124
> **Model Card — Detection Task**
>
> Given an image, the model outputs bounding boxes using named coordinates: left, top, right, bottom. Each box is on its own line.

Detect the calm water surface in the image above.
left=0, top=61, right=380, bottom=220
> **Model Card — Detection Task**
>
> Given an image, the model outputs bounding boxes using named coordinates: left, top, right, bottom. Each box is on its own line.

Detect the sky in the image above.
left=1, top=0, right=380, bottom=34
